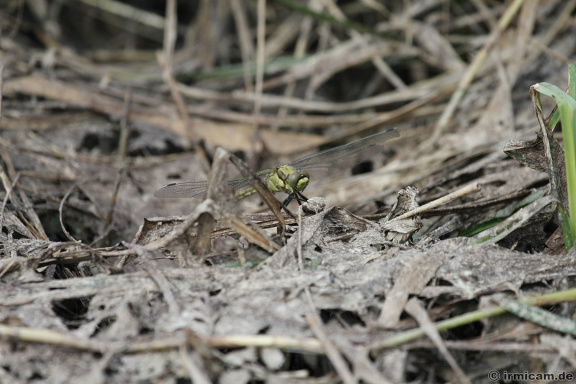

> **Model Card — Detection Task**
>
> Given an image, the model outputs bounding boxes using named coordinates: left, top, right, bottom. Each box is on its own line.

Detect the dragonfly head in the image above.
left=287, top=169, right=309, bottom=193
left=269, top=165, right=310, bottom=197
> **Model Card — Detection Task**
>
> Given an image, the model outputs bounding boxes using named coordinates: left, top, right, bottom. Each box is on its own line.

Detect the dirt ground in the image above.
left=2, top=1, right=576, bottom=383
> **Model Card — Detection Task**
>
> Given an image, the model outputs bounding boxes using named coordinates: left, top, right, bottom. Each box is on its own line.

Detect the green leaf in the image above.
left=534, top=79, right=576, bottom=250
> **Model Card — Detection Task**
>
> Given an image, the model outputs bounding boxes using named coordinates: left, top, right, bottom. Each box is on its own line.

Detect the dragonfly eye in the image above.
left=287, top=170, right=309, bottom=192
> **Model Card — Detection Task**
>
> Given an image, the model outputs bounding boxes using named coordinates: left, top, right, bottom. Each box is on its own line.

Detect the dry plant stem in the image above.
left=0, top=323, right=108, bottom=352
left=122, top=333, right=189, bottom=353
left=17, top=213, right=43, bottom=240
left=162, top=0, right=189, bottom=127
left=22, top=287, right=574, bottom=363
left=371, top=54, right=406, bottom=90
left=305, top=289, right=355, bottom=384
left=253, top=0, right=266, bottom=130
left=118, top=91, right=132, bottom=160
left=193, top=212, right=216, bottom=259
left=369, top=287, right=576, bottom=352
left=0, top=321, right=324, bottom=356
left=527, top=0, right=576, bottom=65
left=0, top=63, right=3, bottom=122
left=421, top=189, right=531, bottom=217
left=59, top=184, right=81, bottom=243
left=390, top=182, right=480, bottom=222
left=180, top=70, right=455, bottom=113
left=224, top=216, right=281, bottom=252
left=409, top=340, right=555, bottom=353
left=297, top=207, right=304, bottom=272
left=196, top=0, right=214, bottom=68
left=209, top=212, right=297, bottom=238
left=178, top=344, right=212, bottom=384
left=469, top=0, right=497, bottom=28
left=263, top=13, right=300, bottom=58
left=126, top=243, right=181, bottom=316
left=405, top=298, right=471, bottom=384
left=91, top=167, right=125, bottom=246
left=350, top=87, right=451, bottom=133
left=193, top=149, right=231, bottom=256
left=337, top=345, right=394, bottom=384
left=3, top=74, right=440, bottom=141
left=231, top=215, right=281, bottom=250
left=184, top=100, right=378, bottom=127
left=303, top=1, right=329, bottom=101
left=0, top=150, right=16, bottom=191
left=144, top=200, right=215, bottom=251
left=3, top=77, right=180, bottom=136
left=0, top=172, right=19, bottom=236
left=321, top=0, right=406, bottom=89
left=8, top=1, right=24, bottom=39
left=114, top=248, right=137, bottom=269
left=161, top=0, right=208, bottom=171
left=79, top=0, right=165, bottom=31
left=205, top=334, right=323, bottom=354
left=513, top=0, right=538, bottom=78
left=273, top=6, right=312, bottom=129
left=306, top=314, right=356, bottom=384
left=104, top=167, right=124, bottom=230
left=0, top=146, right=47, bottom=239
left=428, top=0, right=527, bottom=145
left=530, top=39, right=574, bottom=66
left=377, top=253, right=444, bottom=327
left=230, top=0, right=254, bottom=92
left=530, top=87, right=562, bottom=207
left=0, top=250, right=19, bottom=279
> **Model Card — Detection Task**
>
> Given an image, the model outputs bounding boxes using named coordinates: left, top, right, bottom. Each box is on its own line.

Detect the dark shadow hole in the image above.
left=51, top=296, right=93, bottom=330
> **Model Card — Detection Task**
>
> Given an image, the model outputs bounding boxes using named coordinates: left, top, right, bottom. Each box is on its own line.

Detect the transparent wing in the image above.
left=154, top=180, right=209, bottom=198
left=154, top=169, right=276, bottom=199
left=289, top=128, right=399, bottom=171
left=154, top=129, right=399, bottom=199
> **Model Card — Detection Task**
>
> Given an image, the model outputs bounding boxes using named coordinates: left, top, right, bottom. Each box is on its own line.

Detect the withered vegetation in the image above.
left=2, top=1, right=576, bottom=383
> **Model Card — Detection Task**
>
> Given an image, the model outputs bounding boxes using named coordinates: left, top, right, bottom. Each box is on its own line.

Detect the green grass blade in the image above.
left=498, top=298, right=576, bottom=335
left=534, top=80, right=576, bottom=249
left=560, top=205, right=574, bottom=250
left=569, top=64, right=576, bottom=98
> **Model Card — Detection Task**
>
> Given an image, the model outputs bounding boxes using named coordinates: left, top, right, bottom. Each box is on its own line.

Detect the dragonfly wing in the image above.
left=155, top=169, right=278, bottom=200
left=155, top=130, right=398, bottom=200
left=154, top=181, right=208, bottom=198
left=289, top=128, right=399, bottom=171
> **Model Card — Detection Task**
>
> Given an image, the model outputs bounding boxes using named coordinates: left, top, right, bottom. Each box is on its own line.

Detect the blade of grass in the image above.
left=569, top=64, right=576, bottom=98
left=272, top=0, right=379, bottom=36
left=368, top=288, right=576, bottom=351
left=533, top=77, right=576, bottom=249
left=497, top=297, right=576, bottom=336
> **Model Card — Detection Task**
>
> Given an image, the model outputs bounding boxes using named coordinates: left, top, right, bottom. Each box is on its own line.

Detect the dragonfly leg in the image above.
left=282, top=195, right=294, bottom=207
left=296, top=191, right=308, bottom=204
left=282, top=192, right=308, bottom=207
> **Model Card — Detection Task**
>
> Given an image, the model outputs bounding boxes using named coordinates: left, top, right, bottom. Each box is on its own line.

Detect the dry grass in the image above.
left=2, top=1, right=576, bottom=382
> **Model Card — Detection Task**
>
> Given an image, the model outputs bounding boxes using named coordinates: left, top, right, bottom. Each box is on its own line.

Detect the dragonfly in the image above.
left=154, top=128, right=400, bottom=206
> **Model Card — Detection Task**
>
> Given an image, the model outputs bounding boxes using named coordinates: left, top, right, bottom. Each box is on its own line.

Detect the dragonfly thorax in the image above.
left=267, top=165, right=310, bottom=195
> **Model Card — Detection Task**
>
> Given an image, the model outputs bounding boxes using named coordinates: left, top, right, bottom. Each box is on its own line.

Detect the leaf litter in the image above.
left=2, top=1, right=576, bottom=383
